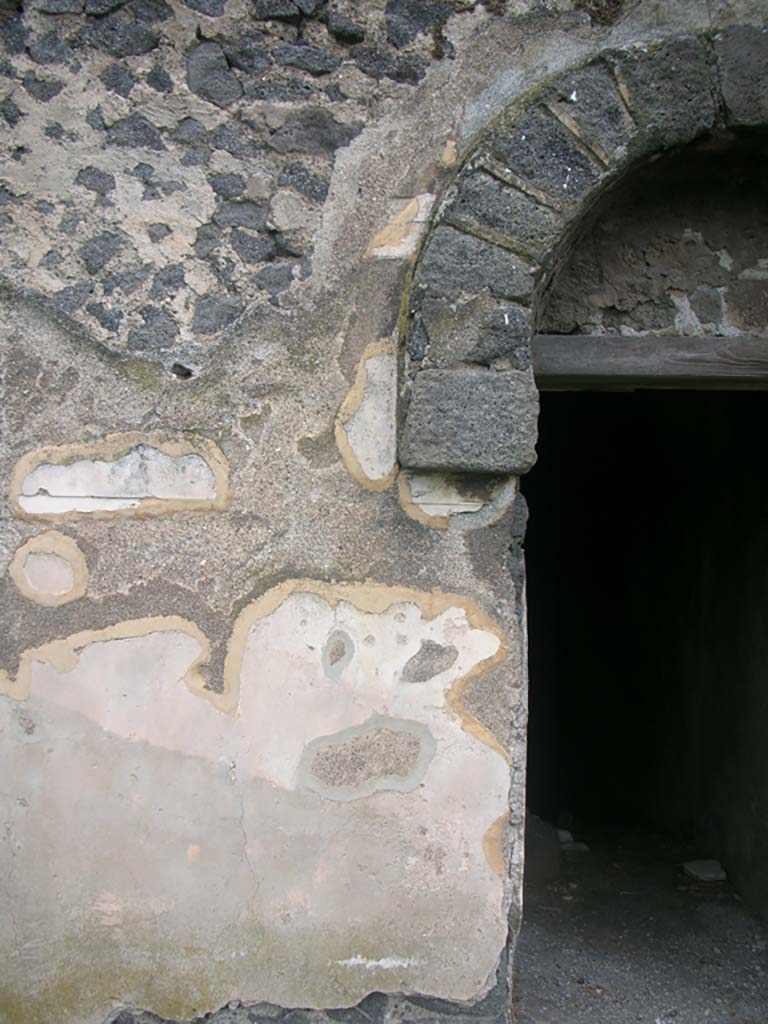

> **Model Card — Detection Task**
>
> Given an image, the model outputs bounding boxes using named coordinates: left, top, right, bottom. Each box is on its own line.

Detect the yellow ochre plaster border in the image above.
left=0, top=615, right=213, bottom=705
left=223, top=578, right=511, bottom=763
left=335, top=341, right=399, bottom=493
left=9, top=530, right=89, bottom=606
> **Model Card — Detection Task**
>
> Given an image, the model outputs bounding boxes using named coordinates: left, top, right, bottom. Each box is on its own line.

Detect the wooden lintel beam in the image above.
left=532, top=333, right=768, bottom=390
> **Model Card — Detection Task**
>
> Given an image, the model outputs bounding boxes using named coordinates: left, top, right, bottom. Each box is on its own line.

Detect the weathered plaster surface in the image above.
left=366, top=193, right=435, bottom=259
left=398, top=471, right=518, bottom=531
left=335, top=341, right=398, bottom=491
left=1, top=2, right=763, bottom=1021
left=10, top=432, right=230, bottom=519
left=1, top=581, right=511, bottom=1021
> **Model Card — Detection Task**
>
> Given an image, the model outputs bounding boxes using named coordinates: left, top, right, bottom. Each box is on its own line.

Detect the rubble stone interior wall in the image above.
left=541, top=130, right=768, bottom=338
left=1, top=2, right=768, bottom=1024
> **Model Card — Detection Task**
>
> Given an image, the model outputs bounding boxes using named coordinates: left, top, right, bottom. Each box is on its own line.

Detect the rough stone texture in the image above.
left=401, top=639, right=458, bottom=682
left=489, top=107, right=603, bottom=205
left=187, top=41, right=243, bottom=108
left=307, top=722, right=424, bottom=791
left=273, top=42, right=341, bottom=75
left=606, top=36, right=718, bottom=151
left=399, top=368, right=539, bottom=474
left=442, top=173, right=564, bottom=262
left=541, top=133, right=768, bottom=337
left=716, top=24, right=768, bottom=125
left=549, top=60, right=635, bottom=152
left=414, top=225, right=535, bottom=303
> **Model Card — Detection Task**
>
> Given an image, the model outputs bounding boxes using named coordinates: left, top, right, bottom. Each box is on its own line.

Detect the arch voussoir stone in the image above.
left=397, top=30, right=743, bottom=477
left=715, top=25, right=768, bottom=126
left=604, top=36, right=719, bottom=151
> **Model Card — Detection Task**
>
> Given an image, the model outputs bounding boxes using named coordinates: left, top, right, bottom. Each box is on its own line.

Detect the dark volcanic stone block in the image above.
left=208, top=172, right=246, bottom=198
left=490, top=107, right=602, bottom=204
left=79, top=232, right=123, bottom=274
left=187, top=41, right=243, bottom=108
left=28, top=30, right=73, bottom=65
left=547, top=61, right=633, bottom=161
left=22, top=72, right=64, bottom=102
left=146, top=64, right=173, bottom=92
left=107, top=113, right=164, bottom=150
left=192, top=293, right=243, bottom=333
left=231, top=229, right=275, bottom=264
left=254, top=260, right=294, bottom=294
left=194, top=223, right=221, bottom=257
left=327, top=12, right=365, bottom=43
left=252, top=0, right=299, bottom=18
left=278, top=162, right=328, bottom=202
left=272, top=43, right=340, bottom=75
left=36, top=0, right=83, bottom=11
left=86, top=15, right=159, bottom=57
left=1, top=98, right=21, bottom=126
left=414, top=225, right=534, bottom=303
left=170, top=116, right=206, bottom=143
left=76, top=166, right=116, bottom=194
left=213, top=201, right=266, bottom=230
left=607, top=37, right=717, bottom=150
left=182, top=0, right=225, bottom=14
left=442, top=172, right=563, bottom=262
left=101, top=62, right=136, bottom=97
left=225, top=33, right=271, bottom=74
left=268, top=107, right=362, bottom=154
left=716, top=25, right=768, bottom=127
left=127, top=305, right=179, bottom=348
left=53, top=282, right=92, bottom=313
left=399, top=367, right=539, bottom=473
left=385, top=0, right=452, bottom=49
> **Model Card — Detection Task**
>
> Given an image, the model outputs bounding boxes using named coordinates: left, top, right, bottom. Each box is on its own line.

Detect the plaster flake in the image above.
left=366, top=194, right=436, bottom=259
left=10, top=432, right=230, bottom=520
left=398, top=470, right=518, bottom=531
left=0, top=580, right=514, bottom=1020
left=335, top=341, right=398, bottom=491
left=8, top=530, right=88, bottom=607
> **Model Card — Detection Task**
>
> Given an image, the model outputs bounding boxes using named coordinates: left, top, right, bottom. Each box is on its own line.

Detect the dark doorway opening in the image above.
left=515, top=390, right=768, bottom=1023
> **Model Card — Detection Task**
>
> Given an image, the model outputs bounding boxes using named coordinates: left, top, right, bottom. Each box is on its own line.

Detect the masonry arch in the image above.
left=397, top=27, right=768, bottom=1020
left=398, top=28, right=768, bottom=475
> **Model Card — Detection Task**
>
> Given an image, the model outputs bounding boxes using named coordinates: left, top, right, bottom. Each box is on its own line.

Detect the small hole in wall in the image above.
left=170, top=363, right=194, bottom=380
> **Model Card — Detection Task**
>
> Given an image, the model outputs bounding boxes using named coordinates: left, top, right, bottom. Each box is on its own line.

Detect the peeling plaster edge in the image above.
left=0, top=615, right=213, bottom=706
left=396, top=472, right=450, bottom=530
left=334, top=340, right=399, bottom=493
left=397, top=472, right=519, bottom=532
left=482, top=813, right=509, bottom=880
left=223, top=578, right=512, bottom=765
left=365, top=195, right=436, bottom=259
left=8, top=431, right=231, bottom=522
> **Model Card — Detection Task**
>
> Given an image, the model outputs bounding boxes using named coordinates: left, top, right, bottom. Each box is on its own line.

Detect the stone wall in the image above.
left=2, top=1, right=768, bottom=1022
left=541, top=131, right=768, bottom=337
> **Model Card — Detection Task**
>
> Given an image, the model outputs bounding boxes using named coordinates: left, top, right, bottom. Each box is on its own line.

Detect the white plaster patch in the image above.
left=9, top=530, right=88, bottom=606
left=10, top=433, right=230, bottom=520
left=337, top=956, right=416, bottom=969
left=398, top=471, right=518, bottom=531
left=406, top=474, right=486, bottom=516
left=22, top=552, right=74, bottom=595
left=335, top=342, right=398, bottom=491
left=366, top=195, right=435, bottom=259
left=1, top=581, right=514, bottom=1020
left=18, top=495, right=142, bottom=514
